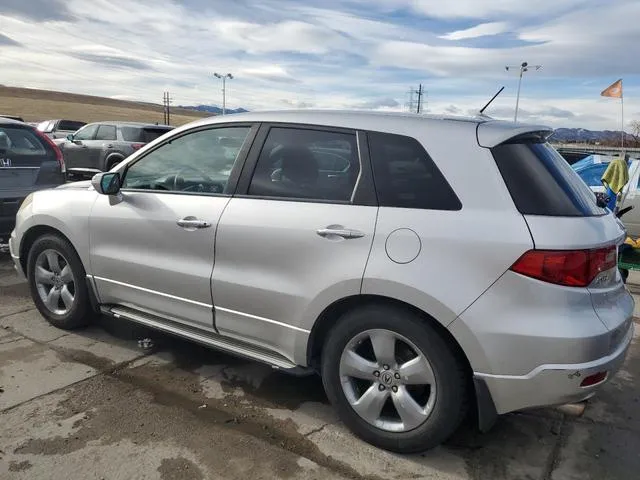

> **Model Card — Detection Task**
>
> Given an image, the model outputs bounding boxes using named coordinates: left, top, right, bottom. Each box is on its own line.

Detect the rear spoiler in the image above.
left=477, top=121, right=554, bottom=148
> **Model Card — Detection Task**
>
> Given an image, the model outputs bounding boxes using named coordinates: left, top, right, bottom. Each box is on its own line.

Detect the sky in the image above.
left=1, top=0, right=640, bottom=130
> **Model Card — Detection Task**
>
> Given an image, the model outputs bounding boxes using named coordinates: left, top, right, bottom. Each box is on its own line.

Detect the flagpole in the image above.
left=621, top=83, right=624, bottom=149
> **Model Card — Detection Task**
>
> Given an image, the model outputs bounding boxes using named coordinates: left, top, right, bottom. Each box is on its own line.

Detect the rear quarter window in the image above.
left=0, top=126, right=55, bottom=166
left=121, top=126, right=172, bottom=143
left=492, top=141, right=606, bottom=216
left=368, top=131, right=461, bottom=210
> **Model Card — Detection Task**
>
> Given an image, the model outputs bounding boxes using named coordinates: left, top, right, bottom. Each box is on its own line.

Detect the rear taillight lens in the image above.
left=131, top=143, right=145, bottom=150
left=34, top=129, right=65, bottom=173
left=510, top=246, right=617, bottom=287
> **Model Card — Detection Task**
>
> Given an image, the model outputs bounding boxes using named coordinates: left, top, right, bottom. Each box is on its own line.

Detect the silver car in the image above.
left=8, top=111, right=634, bottom=452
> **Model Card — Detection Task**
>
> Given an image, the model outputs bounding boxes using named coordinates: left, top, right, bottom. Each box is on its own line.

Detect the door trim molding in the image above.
left=215, top=306, right=310, bottom=333
left=89, top=275, right=213, bottom=308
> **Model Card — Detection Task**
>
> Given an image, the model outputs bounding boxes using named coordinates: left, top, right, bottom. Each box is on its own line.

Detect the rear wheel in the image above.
left=27, top=234, right=92, bottom=330
left=321, top=304, right=468, bottom=453
left=106, top=156, right=124, bottom=171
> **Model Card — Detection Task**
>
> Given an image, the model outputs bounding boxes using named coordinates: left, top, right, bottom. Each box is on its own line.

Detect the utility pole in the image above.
left=162, top=91, right=172, bottom=125
left=416, top=84, right=423, bottom=114
left=213, top=72, right=233, bottom=115
left=505, top=62, right=542, bottom=122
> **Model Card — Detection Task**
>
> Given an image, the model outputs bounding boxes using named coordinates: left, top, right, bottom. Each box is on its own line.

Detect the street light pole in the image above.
left=213, top=72, right=233, bottom=115
left=505, top=62, right=542, bottom=122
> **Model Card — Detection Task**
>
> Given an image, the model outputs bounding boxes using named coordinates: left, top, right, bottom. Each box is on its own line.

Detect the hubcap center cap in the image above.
left=380, top=371, right=395, bottom=386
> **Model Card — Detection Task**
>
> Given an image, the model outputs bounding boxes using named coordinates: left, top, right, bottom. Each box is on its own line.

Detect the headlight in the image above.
left=18, top=193, right=34, bottom=214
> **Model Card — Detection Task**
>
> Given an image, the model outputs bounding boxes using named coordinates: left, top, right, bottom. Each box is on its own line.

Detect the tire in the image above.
left=106, top=156, right=124, bottom=171
left=321, top=304, right=468, bottom=453
left=27, top=234, right=92, bottom=330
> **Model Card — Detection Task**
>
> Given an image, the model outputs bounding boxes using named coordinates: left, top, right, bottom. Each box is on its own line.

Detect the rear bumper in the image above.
left=475, top=318, right=634, bottom=414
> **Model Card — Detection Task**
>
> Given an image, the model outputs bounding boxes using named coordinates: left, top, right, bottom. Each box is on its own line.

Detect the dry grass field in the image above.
left=0, top=86, right=210, bottom=126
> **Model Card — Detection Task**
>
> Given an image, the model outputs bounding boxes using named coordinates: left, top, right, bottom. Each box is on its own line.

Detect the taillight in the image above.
left=131, top=143, right=145, bottom=150
left=34, top=129, right=65, bottom=173
left=510, top=246, right=617, bottom=287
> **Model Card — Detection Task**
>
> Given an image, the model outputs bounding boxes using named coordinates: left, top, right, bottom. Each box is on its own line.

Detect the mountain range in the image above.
left=179, top=105, right=249, bottom=115
left=549, top=128, right=634, bottom=144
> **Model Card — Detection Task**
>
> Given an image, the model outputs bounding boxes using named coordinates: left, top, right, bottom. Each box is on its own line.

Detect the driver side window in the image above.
left=73, top=124, right=98, bottom=141
left=121, top=127, right=251, bottom=194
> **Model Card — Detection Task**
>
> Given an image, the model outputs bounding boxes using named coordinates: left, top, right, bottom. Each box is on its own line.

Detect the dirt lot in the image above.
left=1, top=254, right=639, bottom=479
left=0, top=86, right=209, bottom=126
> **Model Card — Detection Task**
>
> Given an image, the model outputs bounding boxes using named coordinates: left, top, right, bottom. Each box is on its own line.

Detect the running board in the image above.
left=102, top=305, right=310, bottom=375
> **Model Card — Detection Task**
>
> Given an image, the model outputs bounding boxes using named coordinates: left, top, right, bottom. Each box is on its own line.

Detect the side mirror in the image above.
left=66, top=133, right=74, bottom=141
left=91, top=172, right=121, bottom=195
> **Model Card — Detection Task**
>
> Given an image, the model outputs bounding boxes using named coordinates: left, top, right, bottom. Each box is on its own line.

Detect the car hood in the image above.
left=55, top=180, right=93, bottom=190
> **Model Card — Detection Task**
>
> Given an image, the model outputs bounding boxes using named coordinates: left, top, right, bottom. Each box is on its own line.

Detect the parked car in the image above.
left=59, top=121, right=173, bottom=175
left=9, top=111, right=634, bottom=452
left=0, top=115, right=24, bottom=122
left=0, top=117, right=65, bottom=243
left=36, top=119, right=86, bottom=140
left=572, top=154, right=640, bottom=237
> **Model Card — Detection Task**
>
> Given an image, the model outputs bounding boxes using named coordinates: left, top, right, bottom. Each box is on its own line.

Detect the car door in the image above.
left=211, top=124, right=378, bottom=361
left=91, top=124, right=118, bottom=170
left=89, top=124, right=257, bottom=331
left=62, top=123, right=98, bottom=169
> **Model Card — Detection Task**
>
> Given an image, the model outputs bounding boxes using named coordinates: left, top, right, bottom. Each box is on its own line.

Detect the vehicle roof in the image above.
left=0, top=117, right=28, bottom=126
left=86, top=121, right=172, bottom=128
left=181, top=110, right=552, bottom=147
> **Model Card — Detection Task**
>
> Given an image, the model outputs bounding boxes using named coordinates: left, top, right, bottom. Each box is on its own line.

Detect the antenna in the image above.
left=479, top=86, right=505, bottom=116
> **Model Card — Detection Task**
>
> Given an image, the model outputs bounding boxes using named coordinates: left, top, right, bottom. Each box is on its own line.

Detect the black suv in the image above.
left=0, top=118, right=65, bottom=242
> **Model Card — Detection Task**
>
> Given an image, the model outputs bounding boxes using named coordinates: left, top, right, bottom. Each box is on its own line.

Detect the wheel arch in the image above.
left=306, top=294, right=495, bottom=430
left=20, top=225, right=80, bottom=277
left=105, top=152, right=125, bottom=170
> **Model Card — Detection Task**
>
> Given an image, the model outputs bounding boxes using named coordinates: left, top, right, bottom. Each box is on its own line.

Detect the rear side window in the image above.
left=121, top=126, right=172, bottom=143
left=95, top=125, right=117, bottom=141
left=0, top=126, right=54, bottom=166
left=492, top=141, right=605, bottom=216
left=58, top=120, right=85, bottom=132
left=368, top=132, right=461, bottom=210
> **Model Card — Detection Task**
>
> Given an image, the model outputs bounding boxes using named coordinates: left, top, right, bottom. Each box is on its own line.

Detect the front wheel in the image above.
left=321, top=304, right=468, bottom=453
left=27, top=234, right=92, bottom=330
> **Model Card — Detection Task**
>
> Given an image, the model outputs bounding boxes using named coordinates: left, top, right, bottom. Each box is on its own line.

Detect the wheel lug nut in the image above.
left=373, top=371, right=380, bottom=377
left=394, top=372, right=401, bottom=379
left=392, top=386, right=398, bottom=393
left=378, top=384, right=386, bottom=391
left=383, top=365, right=390, bottom=370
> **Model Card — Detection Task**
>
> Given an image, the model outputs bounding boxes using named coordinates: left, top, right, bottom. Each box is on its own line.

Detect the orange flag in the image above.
left=601, top=79, right=623, bottom=98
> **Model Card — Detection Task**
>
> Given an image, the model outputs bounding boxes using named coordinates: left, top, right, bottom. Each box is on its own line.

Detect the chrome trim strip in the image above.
left=350, top=132, right=364, bottom=204
left=90, top=275, right=212, bottom=308
left=215, top=306, right=310, bottom=334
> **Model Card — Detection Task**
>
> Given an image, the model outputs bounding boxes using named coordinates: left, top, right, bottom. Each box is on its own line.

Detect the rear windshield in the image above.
left=0, top=126, right=55, bottom=166
left=492, top=140, right=606, bottom=217
left=121, top=126, right=172, bottom=143
left=58, top=120, right=86, bottom=131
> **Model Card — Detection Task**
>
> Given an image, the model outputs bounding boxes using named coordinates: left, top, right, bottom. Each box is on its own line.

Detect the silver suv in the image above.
left=8, top=111, right=635, bottom=452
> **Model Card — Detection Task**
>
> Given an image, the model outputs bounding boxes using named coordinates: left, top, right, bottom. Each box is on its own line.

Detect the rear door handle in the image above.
left=177, top=217, right=211, bottom=230
left=316, top=228, right=365, bottom=239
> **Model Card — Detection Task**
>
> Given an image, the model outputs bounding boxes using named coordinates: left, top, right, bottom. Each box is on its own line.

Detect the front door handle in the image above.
left=316, top=228, right=365, bottom=239
left=177, top=217, right=211, bottom=230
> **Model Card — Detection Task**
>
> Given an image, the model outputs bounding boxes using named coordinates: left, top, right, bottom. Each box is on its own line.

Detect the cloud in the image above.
left=440, top=22, right=509, bottom=40
left=408, top=0, right=587, bottom=19
left=68, top=53, right=154, bottom=70
left=1, top=0, right=74, bottom=22
left=239, top=66, right=300, bottom=84
left=357, top=98, right=400, bottom=109
left=0, top=33, right=21, bottom=47
left=444, top=105, right=462, bottom=114
left=280, top=99, right=315, bottom=108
